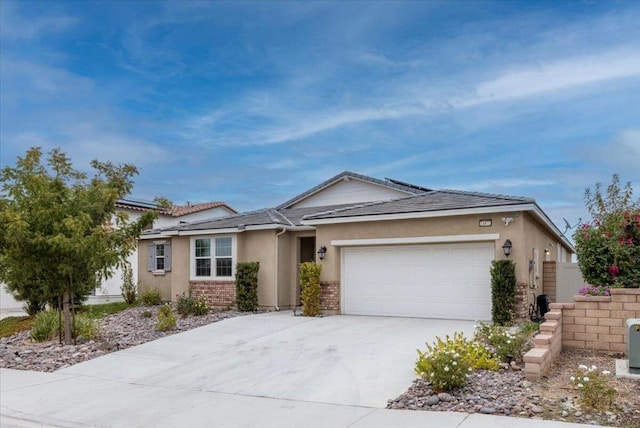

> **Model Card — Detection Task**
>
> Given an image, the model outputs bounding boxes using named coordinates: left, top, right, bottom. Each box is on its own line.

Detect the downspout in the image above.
left=274, top=227, right=287, bottom=311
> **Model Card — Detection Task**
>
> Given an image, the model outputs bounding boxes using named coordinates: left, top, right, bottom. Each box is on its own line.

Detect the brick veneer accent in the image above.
left=320, top=281, right=340, bottom=311
left=189, top=280, right=236, bottom=308
left=543, top=261, right=556, bottom=303
left=515, top=282, right=529, bottom=321
left=524, top=288, right=640, bottom=380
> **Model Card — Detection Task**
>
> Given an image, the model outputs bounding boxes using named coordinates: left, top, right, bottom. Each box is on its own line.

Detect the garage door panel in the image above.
left=342, top=243, right=494, bottom=320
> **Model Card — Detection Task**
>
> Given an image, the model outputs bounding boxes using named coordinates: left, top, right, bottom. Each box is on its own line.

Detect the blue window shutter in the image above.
left=148, top=244, right=155, bottom=271
left=165, top=243, right=172, bottom=272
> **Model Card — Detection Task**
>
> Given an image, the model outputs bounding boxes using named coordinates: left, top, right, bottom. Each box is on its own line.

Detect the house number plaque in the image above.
left=479, top=219, right=492, bottom=227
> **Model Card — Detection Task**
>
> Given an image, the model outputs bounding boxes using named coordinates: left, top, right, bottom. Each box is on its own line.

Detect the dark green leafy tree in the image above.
left=574, top=174, right=639, bottom=288
left=0, top=147, right=158, bottom=344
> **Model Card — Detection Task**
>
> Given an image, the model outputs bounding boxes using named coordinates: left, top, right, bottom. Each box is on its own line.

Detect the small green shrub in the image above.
left=490, top=259, right=517, bottom=325
left=177, top=292, right=209, bottom=317
left=416, top=333, right=473, bottom=391
left=474, top=322, right=532, bottom=361
left=155, top=304, right=176, bottom=331
left=518, top=320, right=541, bottom=336
left=121, top=263, right=138, bottom=305
left=31, top=310, right=59, bottom=342
left=571, top=365, right=616, bottom=411
left=73, top=315, right=98, bottom=340
left=141, top=310, right=152, bottom=318
left=235, top=262, right=260, bottom=312
left=31, top=310, right=99, bottom=342
left=140, top=288, right=162, bottom=306
left=300, top=262, right=322, bottom=316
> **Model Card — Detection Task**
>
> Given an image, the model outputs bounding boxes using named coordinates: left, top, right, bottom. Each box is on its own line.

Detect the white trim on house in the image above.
left=189, top=235, right=237, bottom=281
left=331, top=233, right=500, bottom=247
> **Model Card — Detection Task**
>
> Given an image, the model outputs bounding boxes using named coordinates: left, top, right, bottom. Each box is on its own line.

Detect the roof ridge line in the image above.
left=436, top=188, right=534, bottom=201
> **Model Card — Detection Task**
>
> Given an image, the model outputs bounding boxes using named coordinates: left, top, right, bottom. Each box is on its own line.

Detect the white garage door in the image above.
left=342, top=243, right=494, bottom=320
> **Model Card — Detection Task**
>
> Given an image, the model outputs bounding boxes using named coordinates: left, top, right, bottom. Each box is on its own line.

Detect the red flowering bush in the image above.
left=573, top=175, right=640, bottom=288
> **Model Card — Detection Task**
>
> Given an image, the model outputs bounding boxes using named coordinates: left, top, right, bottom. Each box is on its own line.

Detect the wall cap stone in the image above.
left=609, top=288, right=640, bottom=295
left=574, top=295, right=611, bottom=302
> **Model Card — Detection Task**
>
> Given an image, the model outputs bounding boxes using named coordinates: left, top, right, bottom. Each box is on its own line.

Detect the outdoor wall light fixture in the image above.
left=545, top=248, right=551, bottom=257
left=502, top=239, right=513, bottom=257
left=317, top=246, right=327, bottom=261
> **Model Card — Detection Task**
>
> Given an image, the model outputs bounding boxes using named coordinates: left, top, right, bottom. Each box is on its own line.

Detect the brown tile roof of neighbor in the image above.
left=167, top=202, right=237, bottom=216
left=116, top=199, right=237, bottom=217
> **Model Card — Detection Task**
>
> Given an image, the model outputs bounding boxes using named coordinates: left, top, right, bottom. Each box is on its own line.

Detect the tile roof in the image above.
left=116, top=199, right=236, bottom=217
left=144, top=205, right=354, bottom=234
left=167, top=202, right=237, bottom=216
left=302, top=190, right=534, bottom=220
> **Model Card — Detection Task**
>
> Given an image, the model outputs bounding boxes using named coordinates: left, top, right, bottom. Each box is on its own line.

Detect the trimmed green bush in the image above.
left=235, top=262, right=259, bottom=312
left=300, top=262, right=322, bottom=316
left=140, top=287, right=162, bottom=306
left=490, top=259, right=516, bottom=325
left=155, top=304, right=176, bottom=331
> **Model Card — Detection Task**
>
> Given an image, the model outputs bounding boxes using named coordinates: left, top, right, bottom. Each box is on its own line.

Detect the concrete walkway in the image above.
left=1, top=312, right=588, bottom=427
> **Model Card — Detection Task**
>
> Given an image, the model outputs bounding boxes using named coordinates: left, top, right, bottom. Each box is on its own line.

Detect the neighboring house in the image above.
left=139, top=171, right=574, bottom=321
left=0, top=199, right=236, bottom=312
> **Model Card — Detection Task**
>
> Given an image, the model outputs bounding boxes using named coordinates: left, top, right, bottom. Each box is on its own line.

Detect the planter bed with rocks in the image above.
left=0, top=305, right=250, bottom=372
left=388, top=348, right=640, bottom=427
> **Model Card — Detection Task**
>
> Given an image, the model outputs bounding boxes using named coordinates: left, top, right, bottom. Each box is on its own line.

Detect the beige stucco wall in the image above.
left=137, top=237, right=189, bottom=301
left=237, top=230, right=277, bottom=307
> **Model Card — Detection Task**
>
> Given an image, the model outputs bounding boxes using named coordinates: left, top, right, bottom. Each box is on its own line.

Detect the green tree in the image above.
left=574, top=174, right=640, bottom=288
left=0, top=147, right=159, bottom=344
left=490, top=259, right=516, bottom=325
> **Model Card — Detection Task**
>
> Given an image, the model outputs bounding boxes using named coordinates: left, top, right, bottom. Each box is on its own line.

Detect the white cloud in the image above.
left=0, top=2, right=78, bottom=41
left=458, top=49, right=640, bottom=107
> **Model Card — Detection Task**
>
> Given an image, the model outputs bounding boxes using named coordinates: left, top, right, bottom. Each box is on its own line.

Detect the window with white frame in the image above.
left=192, top=236, right=235, bottom=279
left=148, top=241, right=172, bottom=273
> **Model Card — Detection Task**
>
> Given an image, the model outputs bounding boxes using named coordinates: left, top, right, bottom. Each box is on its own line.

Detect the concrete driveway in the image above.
left=58, top=312, right=476, bottom=407
left=1, top=312, right=590, bottom=428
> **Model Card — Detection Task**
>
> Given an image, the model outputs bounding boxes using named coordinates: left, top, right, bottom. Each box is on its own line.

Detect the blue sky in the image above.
left=1, top=1, right=639, bottom=234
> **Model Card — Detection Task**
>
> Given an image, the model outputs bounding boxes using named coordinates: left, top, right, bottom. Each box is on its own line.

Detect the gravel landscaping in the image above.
left=388, top=348, right=640, bottom=427
left=0, top=305, right=249, bottom=372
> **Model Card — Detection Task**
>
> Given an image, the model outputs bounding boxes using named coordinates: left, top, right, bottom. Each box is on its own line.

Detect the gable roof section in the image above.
left=276, top=171, right=428, bottom=209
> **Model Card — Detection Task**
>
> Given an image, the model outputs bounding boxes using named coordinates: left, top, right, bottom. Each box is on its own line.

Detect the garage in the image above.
left=342, top=242, right=494, bottom=320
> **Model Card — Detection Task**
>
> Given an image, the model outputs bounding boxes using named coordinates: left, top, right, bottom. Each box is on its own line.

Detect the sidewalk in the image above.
left=0, top=369, right=590, bottom=428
